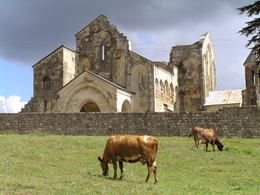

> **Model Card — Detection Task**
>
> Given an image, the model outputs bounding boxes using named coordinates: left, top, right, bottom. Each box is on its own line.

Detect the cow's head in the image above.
left=188, top=128, right=194, bottom=137
left=217, top=142, right=225, bottom=151
left=98, top=156, right=109, bottom=176
left=189, top=127, right=198, bottom=137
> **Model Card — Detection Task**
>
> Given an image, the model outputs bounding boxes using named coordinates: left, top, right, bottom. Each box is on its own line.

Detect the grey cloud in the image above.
left=0, top=0, right=252, bottom=67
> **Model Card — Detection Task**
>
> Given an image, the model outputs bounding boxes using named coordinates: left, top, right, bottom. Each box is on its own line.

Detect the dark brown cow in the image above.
left=189, top=127, right=224, bottom=152
left=98, top=135, right=158, bottom=184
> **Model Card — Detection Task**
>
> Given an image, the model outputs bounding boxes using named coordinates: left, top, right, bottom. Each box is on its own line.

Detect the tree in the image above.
left=238, top=1, right=260, bottom=65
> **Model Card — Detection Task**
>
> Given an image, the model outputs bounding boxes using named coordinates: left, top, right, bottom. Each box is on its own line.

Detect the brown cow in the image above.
left=98, top=135, right=158, bottom=184
left=189, top=127, right=224, bottom=152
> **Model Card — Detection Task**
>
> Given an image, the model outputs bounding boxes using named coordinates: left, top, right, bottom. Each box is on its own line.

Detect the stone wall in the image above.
left=0, top=106, right=259, bottom=138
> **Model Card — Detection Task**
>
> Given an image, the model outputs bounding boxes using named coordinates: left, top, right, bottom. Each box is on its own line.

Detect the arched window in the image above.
left=165, top=81, right=169, bottom=95
left=160, top=80, right=164, bottom=99
left=170, top=83, right=174, bottom=102
left=43, top=77, right=51, bottom=90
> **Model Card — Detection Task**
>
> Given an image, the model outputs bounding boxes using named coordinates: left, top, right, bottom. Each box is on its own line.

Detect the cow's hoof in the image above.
left=120, top=176, right=124, bottom=180
left=113, top=177, right=117, bottom=180
left=154, top=181, right=158, bottom=185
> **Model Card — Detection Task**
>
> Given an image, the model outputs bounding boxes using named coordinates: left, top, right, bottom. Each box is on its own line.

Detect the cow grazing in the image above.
left=189, top=127, right=224, bottom=152
left=98, top=135, right=159, bottom=184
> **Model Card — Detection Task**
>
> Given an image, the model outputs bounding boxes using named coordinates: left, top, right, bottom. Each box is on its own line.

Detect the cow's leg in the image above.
left=147, top=163, right=151, bottom=171
left=206, top=143, right=208, bottom=151
left=212, top=140, right=216, bottom=152
left=194, top=138, right=198, bottom=150
left=145, top=163, right=153, bottom=183
left=119, top=161, right=124, bottom=180
left=112, top=156, right=117, bottom=180
left=146, top=160, right=158, bottom=184
left=212, top=143, right=216, bottom=152
left=152, top=160, right=158, bottom=184
left=195, top=141, right=199, bottom=150
left=212, top=145, right=216, bottom=152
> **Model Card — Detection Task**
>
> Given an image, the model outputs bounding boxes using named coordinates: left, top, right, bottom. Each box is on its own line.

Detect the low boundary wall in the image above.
left=0, top=106, right=259, bottom=138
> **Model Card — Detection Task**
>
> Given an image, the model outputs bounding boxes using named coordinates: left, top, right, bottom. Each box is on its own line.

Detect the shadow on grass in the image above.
left=95, top=174, right=146, bottom=184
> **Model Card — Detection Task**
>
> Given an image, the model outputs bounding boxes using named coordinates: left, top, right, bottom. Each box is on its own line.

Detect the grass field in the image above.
left=0, top=134, right=259, bottom=194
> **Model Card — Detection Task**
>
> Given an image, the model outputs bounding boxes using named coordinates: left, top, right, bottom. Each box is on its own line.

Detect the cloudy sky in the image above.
left=0, top=0, right=253, bottom=112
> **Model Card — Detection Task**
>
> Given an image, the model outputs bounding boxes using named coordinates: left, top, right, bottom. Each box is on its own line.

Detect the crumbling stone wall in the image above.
left=1, top=106, right=259, bottom=138
left=171, top=43, right=203, bottom=112
left=75, top=15, right=131, bottom=83
left=170, top=33, right=216, bottom=112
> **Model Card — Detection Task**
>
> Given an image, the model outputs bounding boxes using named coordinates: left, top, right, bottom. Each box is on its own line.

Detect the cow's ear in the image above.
left=98, top=156, right=102, bottom=162
left=221, top=142, right=225, bottom=145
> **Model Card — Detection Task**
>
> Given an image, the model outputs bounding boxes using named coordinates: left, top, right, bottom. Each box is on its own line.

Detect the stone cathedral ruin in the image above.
left=21, top=15, right=245, bottom=113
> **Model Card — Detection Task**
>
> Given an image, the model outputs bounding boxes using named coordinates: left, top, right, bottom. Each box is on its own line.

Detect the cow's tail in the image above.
left=153, top=138, right=159, bottom=160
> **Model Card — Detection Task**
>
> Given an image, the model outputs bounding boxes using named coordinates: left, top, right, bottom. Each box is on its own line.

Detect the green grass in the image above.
left=0, top=134, right=259, bottom=194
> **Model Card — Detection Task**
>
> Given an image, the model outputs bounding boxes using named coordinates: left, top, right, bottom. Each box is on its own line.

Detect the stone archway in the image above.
left=80, top=102, right=101, bottom=112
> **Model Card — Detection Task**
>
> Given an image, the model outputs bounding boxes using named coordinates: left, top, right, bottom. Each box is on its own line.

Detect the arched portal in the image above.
left=121, top=100, right=132, bottom=112
left=80, top=102, right=101, bottom=112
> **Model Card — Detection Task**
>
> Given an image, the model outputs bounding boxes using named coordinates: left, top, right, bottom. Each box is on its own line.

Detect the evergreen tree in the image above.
left=238, top=1, right=260, bottom=65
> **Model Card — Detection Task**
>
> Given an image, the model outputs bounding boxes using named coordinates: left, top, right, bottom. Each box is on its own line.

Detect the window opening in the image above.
left=251, top=98, right=256, bottom=105
left=43, top=77, right=51, bottom=90
left=102, top=45, right=105, bottom=60
left=44, top=100, right=47, bottom=111
left=258, top=70, right=260, bottom=84
left=252, top=70, right=255, bottom=85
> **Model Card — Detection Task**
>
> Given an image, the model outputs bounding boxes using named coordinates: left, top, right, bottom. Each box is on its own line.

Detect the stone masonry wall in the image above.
left=0, top=106, right=259, bottom=138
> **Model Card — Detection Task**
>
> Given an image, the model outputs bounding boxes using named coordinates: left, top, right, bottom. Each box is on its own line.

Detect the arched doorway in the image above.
left=121, top=100, right=132, bottom=112
left=80, top=102, right=101, bottom=112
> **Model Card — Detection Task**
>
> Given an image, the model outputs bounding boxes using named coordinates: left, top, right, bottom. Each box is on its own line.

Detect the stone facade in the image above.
left=242, top=49, right=260, bottom=106
left=21, top=15, right=216, bottom=113
left=2, top=107, right=260, bottom=138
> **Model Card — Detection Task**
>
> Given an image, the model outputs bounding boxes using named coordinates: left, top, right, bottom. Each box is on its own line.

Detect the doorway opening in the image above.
left=121, top=100, right=131, bottom=112
left=80, top=102, right=101, bottom=112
